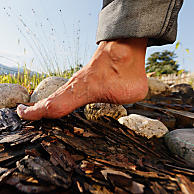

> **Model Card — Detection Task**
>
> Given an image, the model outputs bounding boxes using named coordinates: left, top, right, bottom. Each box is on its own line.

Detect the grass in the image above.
left=0, top=7, right=86, bottom=93
left=0, top=70, right=45, bottom=93
left=1, top=6, right=91, bottom=75
left=0, top=64, right=82, bottom=93
left=16, top=8, right=88, bottom=74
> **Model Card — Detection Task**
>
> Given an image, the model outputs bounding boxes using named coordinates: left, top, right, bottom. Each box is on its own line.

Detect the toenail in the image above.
left=18, top=104, right=27, bottom=111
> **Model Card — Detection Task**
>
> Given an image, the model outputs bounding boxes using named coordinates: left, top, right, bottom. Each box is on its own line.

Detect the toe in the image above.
left=17, top=104, right=44, bottom=120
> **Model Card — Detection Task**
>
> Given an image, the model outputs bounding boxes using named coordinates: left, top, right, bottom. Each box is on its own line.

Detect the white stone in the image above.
left=147, top=78, right=170, bottom=96
left=84, top=103, right=127, bottom=121
left=118, top=114, right=168, bottom=139
left=0, top=83, right=30, bottom=108
left=30, top=76, right=68, bottom=102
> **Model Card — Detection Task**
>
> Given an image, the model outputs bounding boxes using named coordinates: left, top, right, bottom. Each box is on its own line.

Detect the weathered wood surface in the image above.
left=0, top=82, right=194, bottom=193
left=0, top=104, right=193, bottom=194
left=133, top=102, right=194, bottom=128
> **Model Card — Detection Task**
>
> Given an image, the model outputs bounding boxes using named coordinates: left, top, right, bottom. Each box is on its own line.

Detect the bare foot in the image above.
left=17, top=38, right=148, bottom=120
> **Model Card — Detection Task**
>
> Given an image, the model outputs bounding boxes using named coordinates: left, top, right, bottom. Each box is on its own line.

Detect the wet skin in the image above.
left=17, top=38, right=148, bottom=120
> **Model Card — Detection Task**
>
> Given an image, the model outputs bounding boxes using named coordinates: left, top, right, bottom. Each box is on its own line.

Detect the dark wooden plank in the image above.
left=135, top=102, right=194, bottom=127
left=0, top=106, right=193, bottom=193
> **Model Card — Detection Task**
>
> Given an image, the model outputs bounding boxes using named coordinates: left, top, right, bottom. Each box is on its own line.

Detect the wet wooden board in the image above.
left=0, top=107, right=193, bottom=194
left=0, top=108, right=21, bottom=132
left=135, top=102, right=194, bottom=128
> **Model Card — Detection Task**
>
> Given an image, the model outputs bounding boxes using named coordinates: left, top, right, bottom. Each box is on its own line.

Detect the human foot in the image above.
left=17, top=38, right=148, bottom=120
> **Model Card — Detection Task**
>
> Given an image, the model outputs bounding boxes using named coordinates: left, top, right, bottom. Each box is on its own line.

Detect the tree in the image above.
left=146, top=50, right=179, bottom=76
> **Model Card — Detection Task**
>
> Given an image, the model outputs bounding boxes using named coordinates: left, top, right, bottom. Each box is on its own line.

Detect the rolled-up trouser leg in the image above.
left=96, top=0, right=184, bottom=46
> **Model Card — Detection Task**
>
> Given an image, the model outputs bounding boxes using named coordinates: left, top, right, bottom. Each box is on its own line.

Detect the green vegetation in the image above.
left=146, top=41, right=192, bottom=76
left=0, top=64, right=82, bottom=93
left=146, top=50, right=180, bottom=76
left=0, top=8, right=89, bottom=93
left=0, top=72, right=44, bottom=93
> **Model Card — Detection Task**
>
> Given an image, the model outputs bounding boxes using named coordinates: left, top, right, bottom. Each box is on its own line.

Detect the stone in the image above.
left=118, top=114, right=169, bottom=139
left=0, top=83, right=29, bottom=108
left=170, top=83, right=193, bottom=96
left=30, top=76, right=68, bottom=102
left=125, top=109, right=176, bottom=129
left=84, top=103, right=127, bottom=121
left=146, top=78, right=170, bottom=98
left=134, top=102, right=194, bottom=129
left=165, top=128, right=194, bottom=167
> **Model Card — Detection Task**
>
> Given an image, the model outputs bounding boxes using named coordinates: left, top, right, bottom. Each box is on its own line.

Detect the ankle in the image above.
left=101, top=38, right=147, bottom=63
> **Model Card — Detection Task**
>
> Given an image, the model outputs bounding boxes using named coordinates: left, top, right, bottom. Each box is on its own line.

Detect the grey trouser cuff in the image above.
left=96, top=0, right=184, bottom=46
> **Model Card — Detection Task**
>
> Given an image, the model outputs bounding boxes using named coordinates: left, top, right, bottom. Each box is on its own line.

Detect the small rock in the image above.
left=84, top=103, right=127, bottom=121
left=118, top=114, right=169, bottom=139
left=146, top=78, right=170, bottom=98
left=0, top=83, right=29, bottom=108
left=125, top=109, right=176, bottom=129
left=170, top=83, right=193, bottom=96
left=165, top=128, right=194, bottom=167
left=30, top=76, right=68, bottom=102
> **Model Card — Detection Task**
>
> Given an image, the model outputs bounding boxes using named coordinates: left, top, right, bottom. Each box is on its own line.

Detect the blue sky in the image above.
left=0, top=0, right=193, bottom=73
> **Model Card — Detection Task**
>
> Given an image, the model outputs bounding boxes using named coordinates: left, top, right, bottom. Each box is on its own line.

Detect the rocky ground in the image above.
left=0, top=77, right=193, bottom=193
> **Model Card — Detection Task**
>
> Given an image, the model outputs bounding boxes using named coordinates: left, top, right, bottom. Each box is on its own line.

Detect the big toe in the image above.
left=17, top=104, right=44, bottom=120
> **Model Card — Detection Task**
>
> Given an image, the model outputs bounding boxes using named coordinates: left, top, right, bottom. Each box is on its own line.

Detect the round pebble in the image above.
left=0, top=83, right=29, bottom=108
left=30, top=76, right=68, bottom=102
left=84, top=103, right=127, bottom=121
left=165, top=128, right=194, bottom=167
left=118, top=114, right=168, bottom=139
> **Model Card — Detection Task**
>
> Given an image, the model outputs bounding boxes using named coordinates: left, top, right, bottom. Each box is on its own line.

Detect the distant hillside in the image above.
left=0, top=64, right=38, bottom=75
